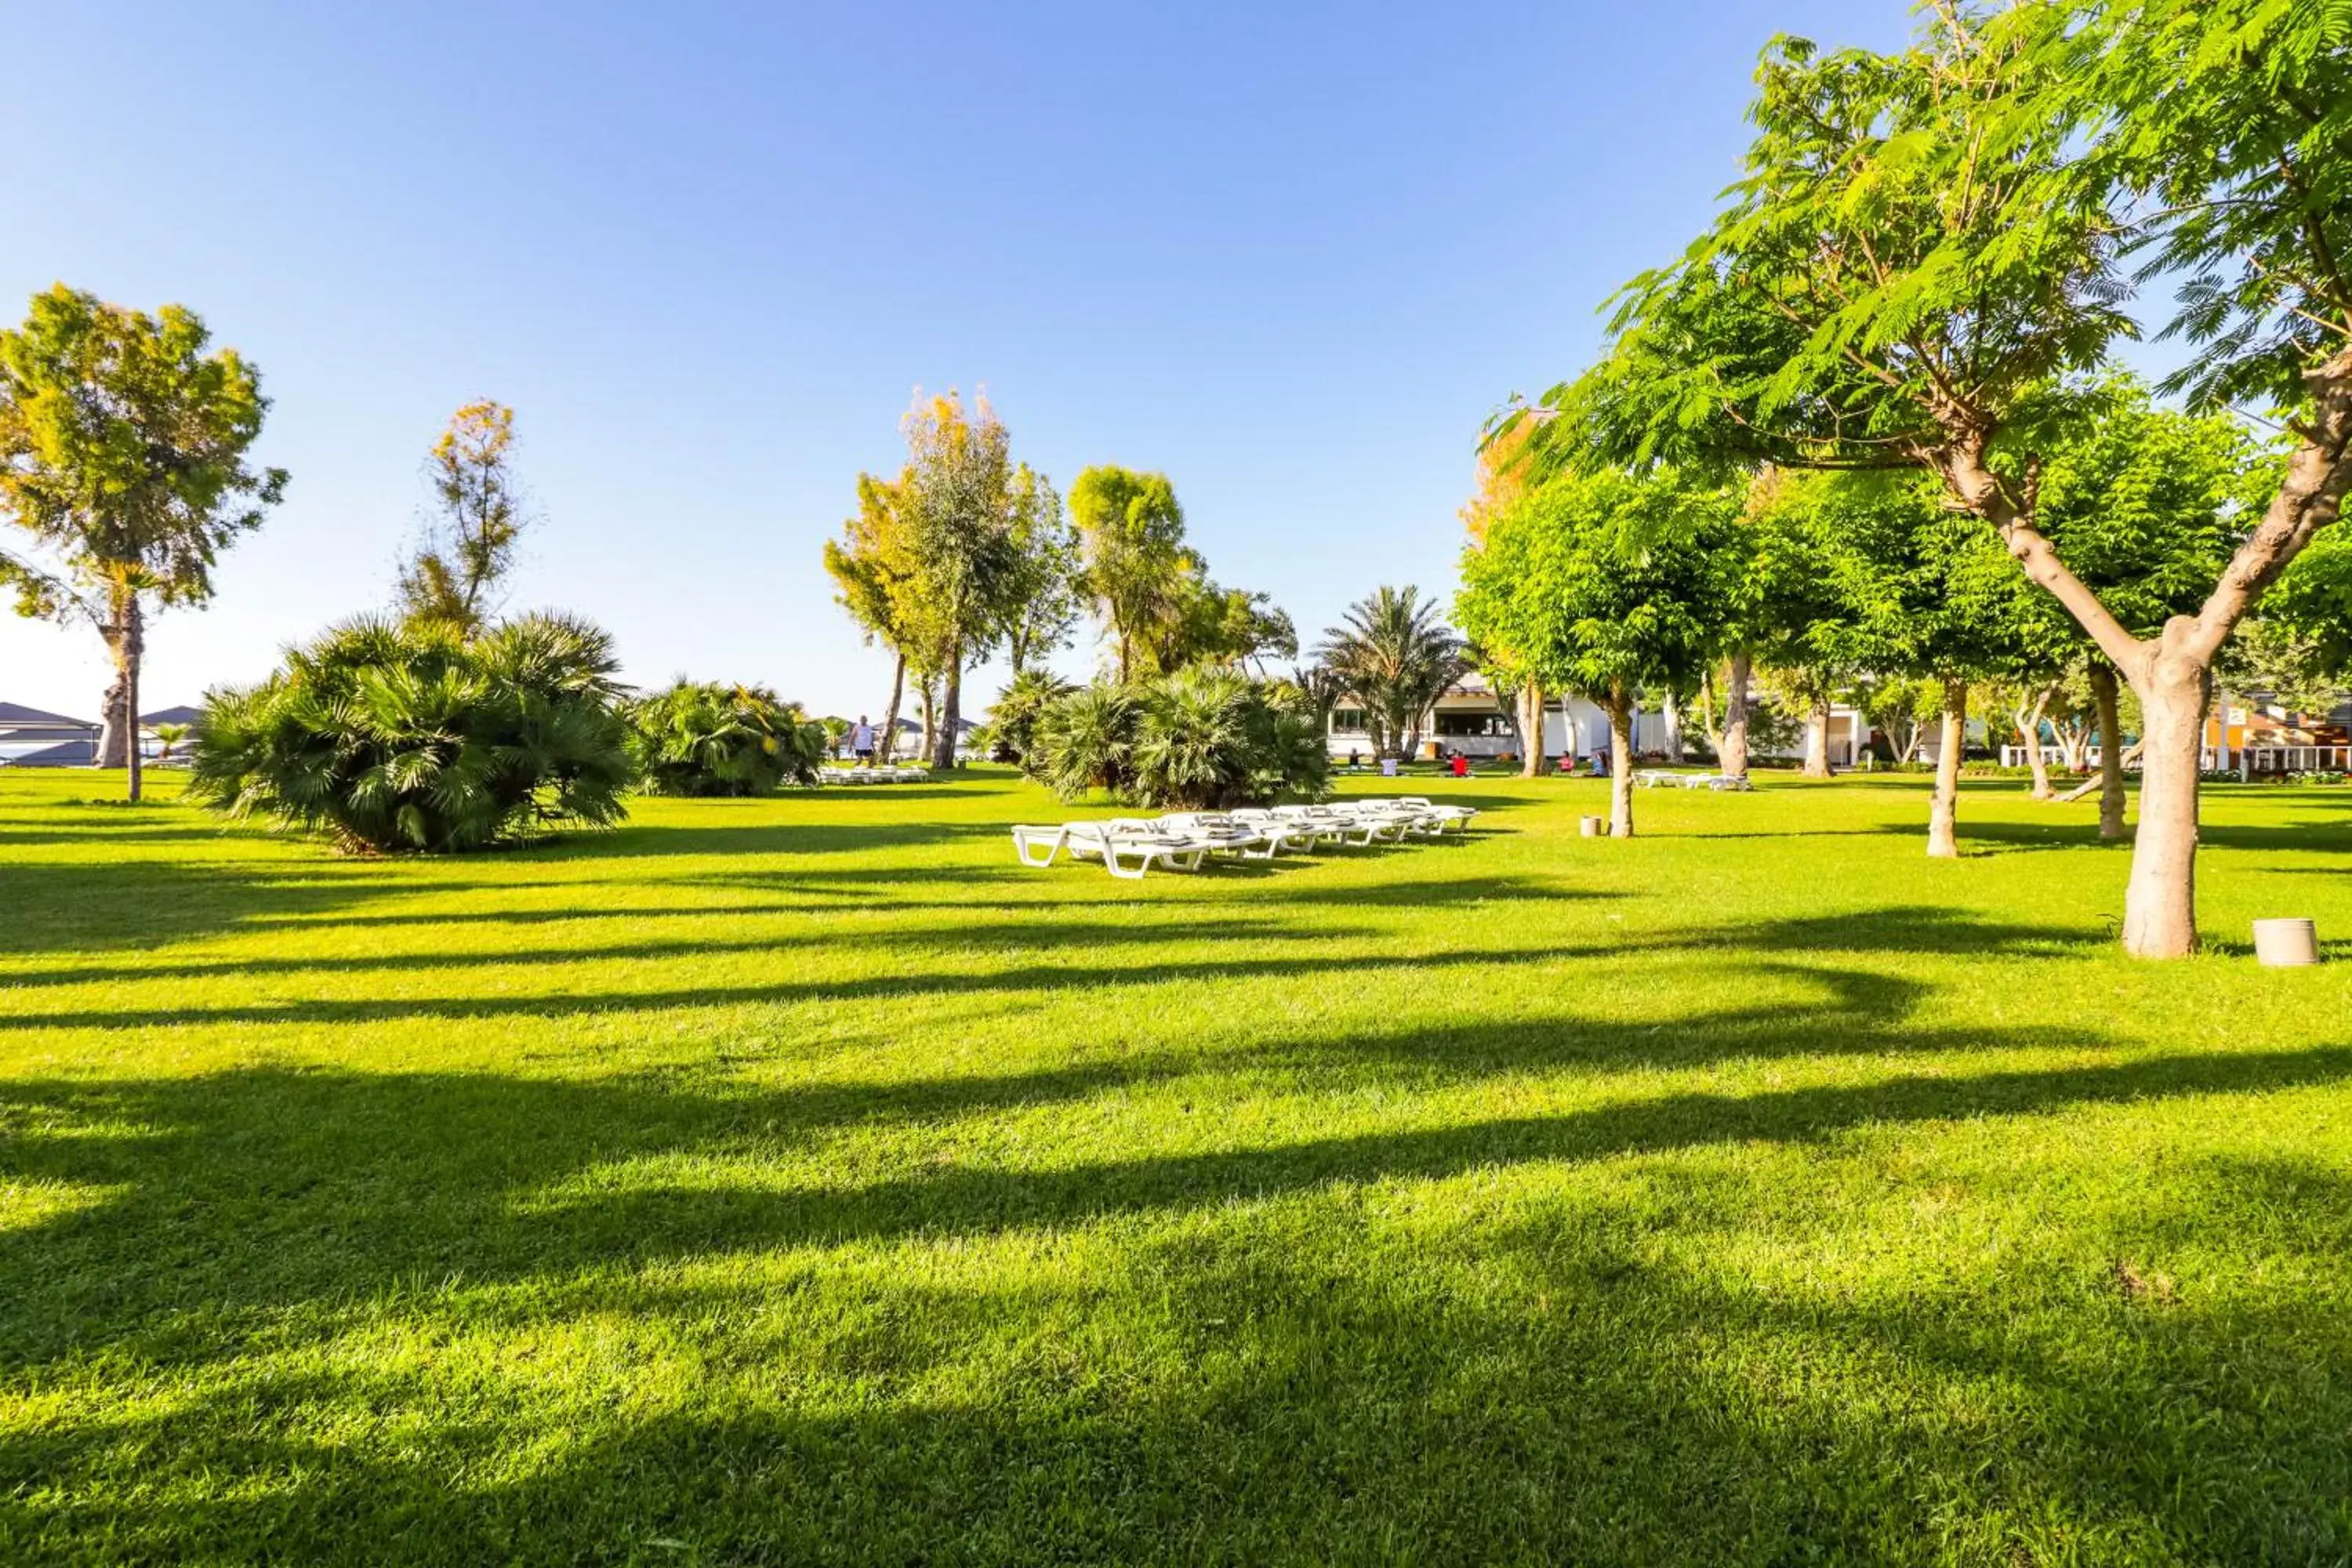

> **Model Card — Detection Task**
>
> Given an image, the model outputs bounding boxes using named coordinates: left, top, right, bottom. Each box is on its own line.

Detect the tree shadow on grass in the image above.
left=579, top=817, right=1007, bottom=861
left=3, top=1040, right=2349, bottom=1563
left=0, top=916, right=1379, bottom=991
left=0, top=859, right=400, bottom=956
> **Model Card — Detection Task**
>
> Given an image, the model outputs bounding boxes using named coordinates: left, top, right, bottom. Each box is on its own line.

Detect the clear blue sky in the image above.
left=2, top=0, right=1909, bottom=722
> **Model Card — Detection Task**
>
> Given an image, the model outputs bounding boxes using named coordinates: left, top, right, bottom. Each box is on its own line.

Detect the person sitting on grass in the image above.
left=1450, top=752, right=1471, bottom=779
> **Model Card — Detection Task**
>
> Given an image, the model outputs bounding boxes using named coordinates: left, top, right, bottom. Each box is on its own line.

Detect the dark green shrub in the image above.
left=189, top=614, right=632, bottom=852
left=984, top=670, right=1077, bottom=764
left=1027, top=670, right=1327, bottom=808
left=629, top=680, right=826, bottom=797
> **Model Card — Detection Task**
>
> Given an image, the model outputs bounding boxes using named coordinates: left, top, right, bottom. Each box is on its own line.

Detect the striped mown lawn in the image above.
left=3, top=766, right=2349, bottom=1565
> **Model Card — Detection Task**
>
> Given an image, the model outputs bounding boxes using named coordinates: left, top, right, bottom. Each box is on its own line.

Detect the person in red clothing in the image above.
left=1449, top=752, right=1471, bottom=778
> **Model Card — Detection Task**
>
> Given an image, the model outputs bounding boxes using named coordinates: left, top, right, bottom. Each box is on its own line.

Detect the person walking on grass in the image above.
left=851, top=716, right=875, bottom=764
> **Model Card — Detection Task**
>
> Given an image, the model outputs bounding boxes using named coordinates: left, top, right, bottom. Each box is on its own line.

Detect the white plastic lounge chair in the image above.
left=1048, top=819, right=1214, bottom=880
left=1155, top=812, right=1278, bottom=858
left=1229, top=808, right=1330, bottom=853
left=1388, top=796, right=1479, bottom=833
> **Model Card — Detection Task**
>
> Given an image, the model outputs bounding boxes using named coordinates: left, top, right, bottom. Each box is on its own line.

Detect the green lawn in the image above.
left=3, top=766, right=2350, bottom=1566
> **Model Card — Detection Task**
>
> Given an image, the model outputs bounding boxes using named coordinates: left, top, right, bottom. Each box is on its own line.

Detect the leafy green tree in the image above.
left=1740, top=471, right=1872, bottom=781
left=896, top=392, right=1025, bottom=769
left=2016, top=377, right=2270, bottom=835
left=0, top=285, right=286, bottom=800
left=996, top=466, right=1081, bottom=674
left=1457, top=471, right=1737, bottom=836
left=190, top=613, right=631, bottom=852
left=823, top=469, right=920, bottom=764
left=628, top=680, right=826, bottom=797
left=397, top=401, right=528, bottom=636
left=1070, top=466, right=1189, bottom=681
left=1316, top=586, right=1467, bottom=764
left=1513, top=4, right=2347, bottom=953
left=1804, top=472, right=2074, bottom=855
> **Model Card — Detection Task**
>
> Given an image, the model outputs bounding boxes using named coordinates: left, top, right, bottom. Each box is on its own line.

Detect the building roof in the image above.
left=0, top=738, right=98, bottom=767
left=0, top=701, right=96, bottom=730
left=142, top=705, right=205, bottom=727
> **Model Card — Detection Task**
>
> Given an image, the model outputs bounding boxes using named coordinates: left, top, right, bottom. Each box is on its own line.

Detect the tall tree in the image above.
left=1069, top=466, right=1189, bottom=681
left=396, top=400, right=528, bottom=636
left=1515, top=4, right=2344, bottom=955
left=896, top=391, right=1024, bottom=768
left=822, top=470, right=920, bottom=764
left=996, top=466, right=1080, bottom=675
left=1457, top=471, right=1737, bottom=835
left=1462, top=416, right=1548, bottom=776
left=0, top=285, right=286, bottom=800
left=1316, top=586, right=1468, bottom=765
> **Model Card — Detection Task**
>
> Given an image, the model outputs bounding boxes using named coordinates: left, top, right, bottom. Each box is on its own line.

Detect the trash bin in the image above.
left=2252, top=918, right=2320, bottom=967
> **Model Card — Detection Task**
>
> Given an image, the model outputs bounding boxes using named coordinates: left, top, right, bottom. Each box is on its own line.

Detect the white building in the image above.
left=1326, top=673, right=1869, bottom=766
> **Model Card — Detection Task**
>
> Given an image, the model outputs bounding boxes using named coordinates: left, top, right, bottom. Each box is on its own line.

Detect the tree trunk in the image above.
left=876, top=652, right=906, bottom=765
left=1802, top=691, right=1831, bottom=779
left=1721, top=651, right=1751, bottom=781
left=2089, top=661, right=2126, bottom=842
left=2016, top=683, right=2056, bottom=801
left=1606, top=686, right=1635, bottom=839
left=95, top=672, right=129, bottom=769
left=2119, top=645, right=2211, bottom=959
left=917, top=677, right=936, bottom=760
left=97, top=591, right=144, bottom=800
left=1663, top=690, right=1685, bottom=764
left=1519, top=675, right=1543, bottom=779
left=1927, top=677, right=1965, bottom=858
left=931, top=654, right=962, bottom=770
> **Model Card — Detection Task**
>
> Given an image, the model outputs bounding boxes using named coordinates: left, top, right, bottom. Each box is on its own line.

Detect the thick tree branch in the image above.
left=1940, top=433, right=2147, bottom=669
left=2187, top=345, right=2352, bottom=662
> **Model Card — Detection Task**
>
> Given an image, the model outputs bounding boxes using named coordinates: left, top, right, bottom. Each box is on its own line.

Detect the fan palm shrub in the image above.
left=1028, top=682, right=1138, bottom=800
left=189, top=614, right=632, bottom=852
left=629, top=680, right=826, bottom=797
left=1026, top=670, right=1326, bottom=807
left=984, top=669, right=1076, bottom=764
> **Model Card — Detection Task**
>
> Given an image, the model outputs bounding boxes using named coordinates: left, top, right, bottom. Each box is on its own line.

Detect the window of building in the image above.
left=1433, top=712, right=1513, bottom=738
left=1330, top=708, right=1367, bottom=733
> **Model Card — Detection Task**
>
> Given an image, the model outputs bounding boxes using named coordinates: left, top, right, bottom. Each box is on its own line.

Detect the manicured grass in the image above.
left=3, top=765, right=2350, bottom=1566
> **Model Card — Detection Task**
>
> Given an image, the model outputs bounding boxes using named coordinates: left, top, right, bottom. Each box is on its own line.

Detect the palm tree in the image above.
left=1316, top=586, right=1468, bottom=762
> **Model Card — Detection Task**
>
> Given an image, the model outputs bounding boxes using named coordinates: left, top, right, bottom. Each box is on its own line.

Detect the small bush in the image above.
left=189, top=614, right=633, bottom=853
left=629, top=680, right=826, bottom=797
left=984, top=670, right=1077, bottom=765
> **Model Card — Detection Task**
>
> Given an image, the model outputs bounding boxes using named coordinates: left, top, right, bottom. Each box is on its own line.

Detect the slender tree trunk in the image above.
left=2120, top=645, right=2211, bottom=959
left=917, top=677, right=936, bottom=760
left=2016, top=683, right=2056, bottom=801
left=1721, top=652, right=1751, bottom=781
left=932, top=652, right=962, bottom=770
left=124, top=597, right=143, bottom=803
left=1802, top=691, right=1832, bottom=779
left=1606, top=685, right=1635, bottom=839
left=2089, top=661, right=2126, bottom=842
left=1927, top=677, right=1965, bottom=858
left=1519, top=675, right=1543, bottom=779
left=96, top=591, right=145, bottom=800
left=876, top=652, right=906, bottom=765
left=1117, top=633, right=1131, bottom=684
left=96, top=672, right=129, bottom=768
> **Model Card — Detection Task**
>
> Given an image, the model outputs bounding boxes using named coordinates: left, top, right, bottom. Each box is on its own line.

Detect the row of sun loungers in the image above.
left=1011, top=798, right=1479, bottom=880
left=1633, top=769, right=1751, bottom=792
left=818, top=765, right=931, bottom=785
